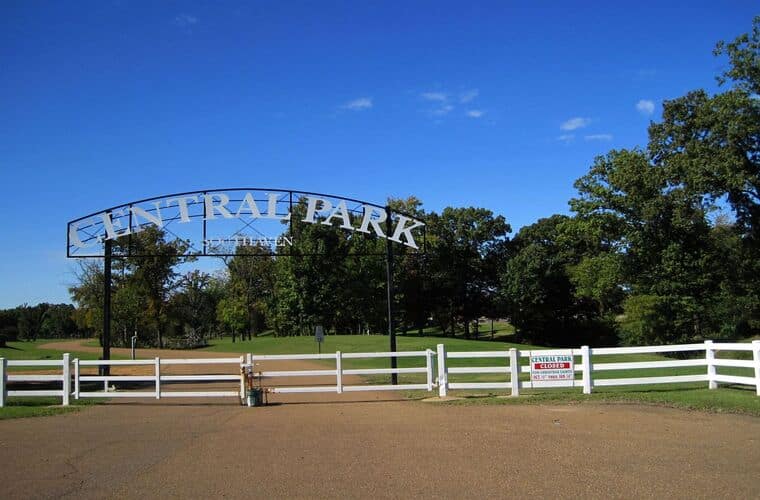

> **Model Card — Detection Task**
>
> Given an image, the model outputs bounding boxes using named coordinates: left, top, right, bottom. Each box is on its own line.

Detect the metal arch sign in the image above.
left=66, top=188, right=426, bottom=258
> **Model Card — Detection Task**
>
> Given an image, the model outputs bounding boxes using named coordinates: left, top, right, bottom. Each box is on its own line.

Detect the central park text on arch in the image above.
left=68, top=191, right=425, bottom=251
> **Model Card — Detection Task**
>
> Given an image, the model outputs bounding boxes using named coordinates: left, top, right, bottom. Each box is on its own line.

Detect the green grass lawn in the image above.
left=0, top=397, right=99, bottom=420
left=440, top=386, right=760, bottom=416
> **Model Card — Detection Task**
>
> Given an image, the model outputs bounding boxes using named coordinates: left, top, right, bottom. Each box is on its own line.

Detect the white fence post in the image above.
left=62, top=353, right=71, bottom=406
left=73, top=358, right=80, bottom=400
left=155, top=357, right=161, bottom=399
left=509, top=348, right=520, bottom=397
left=0, top=357, right=6, bottom=408
left=336, top=351, right=343, bottom=394
left=437, top=344, right=447, bottom=397
left=705, top=340, right=717, bottom=389
left=426, top=349, right=434, bottom=392
left=752, top=340, right=760, bottom=397
left=240, top=355, right=246, bottom=401
left=581, top=345, right=592, bottom=395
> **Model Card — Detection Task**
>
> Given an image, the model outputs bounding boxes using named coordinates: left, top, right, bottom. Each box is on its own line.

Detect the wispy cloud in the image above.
left=557, top=134, right=575, bottom=143
left=420, top=92, right=453, bottom=116
left=560, top=117, right=591, bottom=131
left=636, top=99, right=655, bottom=115
left=341, top=97, right=373, bottom=111
left=173, top=14, right=198, bottom=28
left=420, top=89, right=486, bottom=119
left=584, top=134, right=613, bottom=141
left=421, top=92, right=448, bottom=102
left=460, top=89, right=479, bottom=103
left=432, top=104, right=454, bottom=116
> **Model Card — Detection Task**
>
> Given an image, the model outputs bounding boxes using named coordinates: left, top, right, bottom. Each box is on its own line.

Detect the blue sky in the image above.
left=0, top=1, right=757, bottom=308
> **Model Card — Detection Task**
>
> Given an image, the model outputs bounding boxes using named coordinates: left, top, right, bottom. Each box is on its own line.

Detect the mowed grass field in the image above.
left=203, top=334, right=760, bottom=415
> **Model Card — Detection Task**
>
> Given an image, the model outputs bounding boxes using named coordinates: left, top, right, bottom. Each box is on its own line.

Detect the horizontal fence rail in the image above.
left=1, top=340, right=758, bottom=407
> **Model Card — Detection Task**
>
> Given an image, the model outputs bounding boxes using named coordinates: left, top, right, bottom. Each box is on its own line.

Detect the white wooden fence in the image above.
left=436, top=340, right=760, bottom=397
left=0, top=355, right=246, bottom=407
left=246, top=350, right=435, bottom=394
left=1, top=340, right=758, bottom=407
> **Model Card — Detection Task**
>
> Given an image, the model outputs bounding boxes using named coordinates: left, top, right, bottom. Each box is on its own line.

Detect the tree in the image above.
left=40, top=304, right=78, bottom=338
left=501, top=215, right=615, bottom=346
left=17, top=303, right=49, bottom=341
left=69, top=260, right=105, bottom=340
left=428, top=207, right=510, bottom=338
left=168, top=270, right=223, bottom=345
left=70, top=228, right=190, bottom=348
left=0, top=308, right=20, bottom=345
left=388, top=197, right=428, bottom=335
left=268, top=199, right=387, bottom=336
left=216, top=294, right=247, bottom=343
left=113, top=227, right=190, bottom=348
left=570, top=148, right=743, bottom=344
left=224, top=243, right=275, bottom=339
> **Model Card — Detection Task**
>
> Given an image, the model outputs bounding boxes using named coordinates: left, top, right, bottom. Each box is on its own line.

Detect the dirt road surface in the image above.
left=1, top=341, right=758, bottom=498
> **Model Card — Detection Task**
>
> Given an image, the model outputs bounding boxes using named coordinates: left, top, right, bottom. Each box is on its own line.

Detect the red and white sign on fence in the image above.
left=530, top=353, right=574, bottom=382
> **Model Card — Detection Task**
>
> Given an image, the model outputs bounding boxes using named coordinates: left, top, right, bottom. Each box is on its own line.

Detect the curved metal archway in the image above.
left=67, top=188, right=426, bottom=258
left=66, top=188, right=427, bottom=384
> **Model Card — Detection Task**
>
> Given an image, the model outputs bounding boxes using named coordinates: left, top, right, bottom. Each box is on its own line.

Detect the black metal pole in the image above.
left=102, top=237, right=112, bottom=377
left=385, top=206, right=397, bottom=385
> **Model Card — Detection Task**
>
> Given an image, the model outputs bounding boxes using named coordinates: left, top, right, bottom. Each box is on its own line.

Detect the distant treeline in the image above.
left=0, top=303, right=83, bottom=346
left=7, top=18, right=760, bottom=350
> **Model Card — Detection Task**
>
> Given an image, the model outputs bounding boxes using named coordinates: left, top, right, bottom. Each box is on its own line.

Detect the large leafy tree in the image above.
left=224, top=243, right=275, bottom=338
left=570, top=147, right=746, bottom=344
left=388, top=196, right=427, bottom=335
left=501, top=215, right=616, bottom=346
left=169, top=270, right=224, bottom=344
left=428, top=207, right=510, bottom=337
left=115, top=227, right=190, bottom=348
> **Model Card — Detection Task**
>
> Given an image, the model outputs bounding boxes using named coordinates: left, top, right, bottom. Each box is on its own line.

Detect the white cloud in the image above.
left=557, top=134, right=575, bottom=143
left=466, top=110, right=485, bottom=118
left=584, top=134, right=613, bottom=141
left=421, top=92, right=448, bottom=102
left=173, top=14, right=198, bottom=27
left=432, top=104, right=454, bottom=116
left=636, top=99, right=655, bottom=115
left=560, top=117, right=591, bottom=131
left=460, top=89, right=479, bottom=103
left=341, top=97, right=373, bottom=111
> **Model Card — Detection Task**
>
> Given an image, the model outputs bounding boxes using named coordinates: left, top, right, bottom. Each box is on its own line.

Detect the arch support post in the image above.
left=385, top=206, right=397, bottom=385
left=101, top=237, right=112, bottom=377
